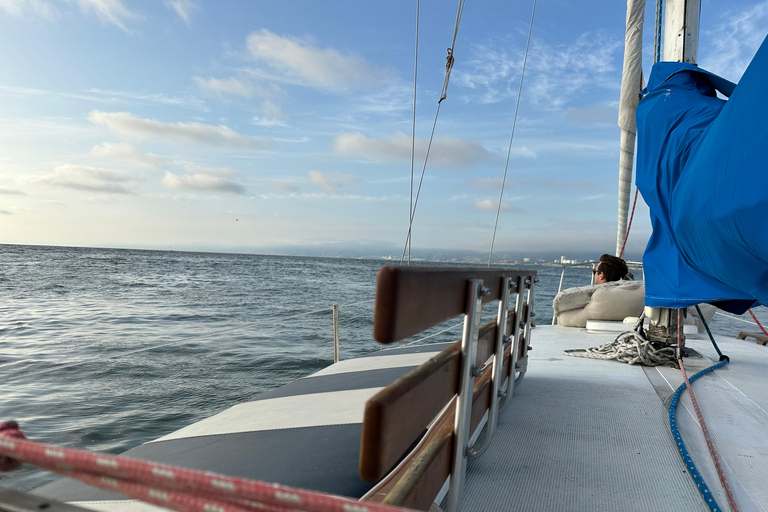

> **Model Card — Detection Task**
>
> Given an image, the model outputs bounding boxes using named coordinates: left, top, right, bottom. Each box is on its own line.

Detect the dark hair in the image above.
left=597, top=254, right=630, bottom=282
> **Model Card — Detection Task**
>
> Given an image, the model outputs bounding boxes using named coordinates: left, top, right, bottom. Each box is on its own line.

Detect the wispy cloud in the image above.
left=307, top=170, right=360, bottom=195
left=76, top=0, right=135, bottom=32
left=86, top=88, right=208, bottom=111
left=162, top=165, right=246, bottom=194
left=701, top=1, right=768, bottom=81
left=245, top=29, right=390, bottom=91
left=88, top=110, right=273, bottom=149
left=91, top=142, right=170, bottom=168
left=0, top=0, right=56, bottom=19
left=0, top=209, right=11, bottom=215
left=192, top=76, right=282, bottom=100
left=475, top=199, right=521, bottom=213
left=0, top=187, right=25, bottom=195
left=334, top=132, right=492, bottom=169
left=31, top=165, right=137, bottom=194
left=165, top=0, right=198, bottom=24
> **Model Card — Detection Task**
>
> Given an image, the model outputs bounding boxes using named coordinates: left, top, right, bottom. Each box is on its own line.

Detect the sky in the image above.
left=0, top=0, right=766, bottom=260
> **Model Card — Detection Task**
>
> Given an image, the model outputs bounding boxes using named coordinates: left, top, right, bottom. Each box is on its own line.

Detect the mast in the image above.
left=663, top=0, right=700, bottom=63
left=645, top=0, right=701, bottom=348
left=615, top=0, right=645, bottom=257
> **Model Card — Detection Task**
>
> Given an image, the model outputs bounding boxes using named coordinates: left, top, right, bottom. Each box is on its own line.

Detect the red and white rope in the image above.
left=0, top=422, right=411, bottom=512
left=677, top=310, right=739, bottom=512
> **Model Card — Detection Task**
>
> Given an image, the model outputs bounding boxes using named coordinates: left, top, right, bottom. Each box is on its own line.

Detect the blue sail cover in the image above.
left=635, top=36, right=768, bottom=313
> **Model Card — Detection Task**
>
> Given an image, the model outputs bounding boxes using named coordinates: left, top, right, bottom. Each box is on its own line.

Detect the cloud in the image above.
left=0, top=209, right=11, bottom=215
left=701, top=2, right=768, bottom=81
left=245, top=29, right=388, bottom=90
left=307, top=170, right=360, bottom=195
left=527, top=33, right=621, bottom=110
left=165, top=0, right=198, bottom=24
left=76, top=0, right=135, bottom=32
left=31, top=165, right=137, bottom=194
left=0, top=187, right=25, bottom=195
left=475, top=199, right=521, bottom=213
left=252, top=100, right=288, bottom=127
left=269, top=181, right=297, bottom=192
left=86, top=88, right=207, bottom=111
left=162, top=165, right=246, bottom=194
left=90, top=142, right=170, bottom=168
left=0, top=0, right=56, bottom=19
left=334, top=132, right=492, bottom=169
left=88, top=110, right=273, bottom=150
left=193, top=76, right=282, bottom=100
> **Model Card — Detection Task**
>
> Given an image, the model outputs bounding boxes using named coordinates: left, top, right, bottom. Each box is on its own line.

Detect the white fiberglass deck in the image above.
left=462, top=324, right=768, bottom=512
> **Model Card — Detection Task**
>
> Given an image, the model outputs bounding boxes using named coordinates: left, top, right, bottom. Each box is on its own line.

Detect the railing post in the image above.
left=467, top=276, right=511, bottom=459
left=333, top=304, right=340, bottom=363
left=502, top=275, right=525, bottom=408
left=446, top=279, right=485, bottom=512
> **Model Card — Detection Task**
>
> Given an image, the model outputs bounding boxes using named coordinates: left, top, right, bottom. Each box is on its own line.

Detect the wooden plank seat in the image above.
left=359, top=266, right=536, bottom=511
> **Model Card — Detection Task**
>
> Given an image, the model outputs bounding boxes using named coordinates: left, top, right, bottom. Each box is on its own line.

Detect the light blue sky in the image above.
left=0, top=0, right=765, bottom=259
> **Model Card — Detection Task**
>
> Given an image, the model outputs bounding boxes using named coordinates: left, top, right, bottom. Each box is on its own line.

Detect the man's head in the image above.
left=594, top=254, right=629, bottom=284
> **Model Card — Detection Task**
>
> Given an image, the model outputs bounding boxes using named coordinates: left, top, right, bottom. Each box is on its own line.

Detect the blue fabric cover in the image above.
left=635, top=36, right=768, bottom=313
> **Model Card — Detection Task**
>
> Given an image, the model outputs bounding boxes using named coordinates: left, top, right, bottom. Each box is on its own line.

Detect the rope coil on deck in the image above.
left=563, top=314, right=677, bottom=366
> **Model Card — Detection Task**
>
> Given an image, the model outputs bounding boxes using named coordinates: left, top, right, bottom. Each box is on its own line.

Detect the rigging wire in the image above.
left=408, top=0, right=420, bottom=266
left=400, top=0, right=466, bottom=265
left=488, top=0, right=537, bottom=267
left=654, top=0, right=664, bottom=64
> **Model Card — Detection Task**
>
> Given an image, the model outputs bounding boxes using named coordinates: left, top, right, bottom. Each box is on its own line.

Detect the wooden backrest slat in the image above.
left=374, top=266, right=529, bottom=344
left=359, top=342, right=461, bottom=482
left=360, top=310, right=519, bottom=483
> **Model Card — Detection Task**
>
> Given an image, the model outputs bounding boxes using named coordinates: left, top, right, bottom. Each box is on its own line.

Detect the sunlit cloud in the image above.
left=31, top=165, right=137, bottom=194
left=90, top=142, right=170, bottom=168
left=162, top=165, right=246, bottom=194
left=76, top=0, right=135, bottom=32
left=165, top=0, right=198, bottom=24
left=307, top=170, right=360, bottom=195
left=245, top=29, right=390, bottom=90
left=334, top=132, right=492, bottom=169
left=88, top=110, right=273, bottom=149
left=0, top=0, right=56, bottom=19
left=475, top=199, right=521, bottom=213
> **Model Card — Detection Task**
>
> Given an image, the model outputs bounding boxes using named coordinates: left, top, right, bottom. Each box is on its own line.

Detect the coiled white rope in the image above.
left=563, top=314, right=677, bottom=366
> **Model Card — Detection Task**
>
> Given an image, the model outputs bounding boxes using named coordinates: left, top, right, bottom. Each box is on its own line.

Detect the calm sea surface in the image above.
left=0, top=244, right=765, bottom=491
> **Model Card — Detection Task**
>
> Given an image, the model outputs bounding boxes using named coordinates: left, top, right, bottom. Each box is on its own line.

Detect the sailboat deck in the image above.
left=462, top=324, right=768, bottom=511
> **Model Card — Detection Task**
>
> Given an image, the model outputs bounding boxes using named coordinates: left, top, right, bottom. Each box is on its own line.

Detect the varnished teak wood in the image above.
left=373, top=266, right=534, bottom=344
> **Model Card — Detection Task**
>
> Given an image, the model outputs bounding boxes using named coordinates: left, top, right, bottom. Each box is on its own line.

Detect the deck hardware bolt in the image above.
left=530, top=312, right=536, bottom=318
left=525, top=278, right=532, bottom=285
left=479, top=287, right=491, bottom=297
left=515, top=363, right=522, bottom=370
left=471, top=366, right=483, bottom=378
left=465, top=447, right=478, bottom=457
left=519, top=321, right=526, bottom=328
left=503, top=335, right=512, bottom=343
left=534, top=277, right=539, bottom=283
left=498, top=390, right=507, bottom=398
left=527, top=346, right=533, bottom=351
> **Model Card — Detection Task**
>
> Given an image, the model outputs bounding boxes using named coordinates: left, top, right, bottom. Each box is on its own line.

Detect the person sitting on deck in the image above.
left=553, top=254, right=644, bottom=328
left=593, top=253, right=632, bottom=284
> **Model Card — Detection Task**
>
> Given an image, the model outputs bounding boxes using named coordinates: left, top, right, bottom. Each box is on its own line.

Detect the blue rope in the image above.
left=668, top=358, right=728, bottom=512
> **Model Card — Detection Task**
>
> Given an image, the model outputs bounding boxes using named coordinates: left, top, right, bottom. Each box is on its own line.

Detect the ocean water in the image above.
left=0, top=244, right=765, bottom=492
